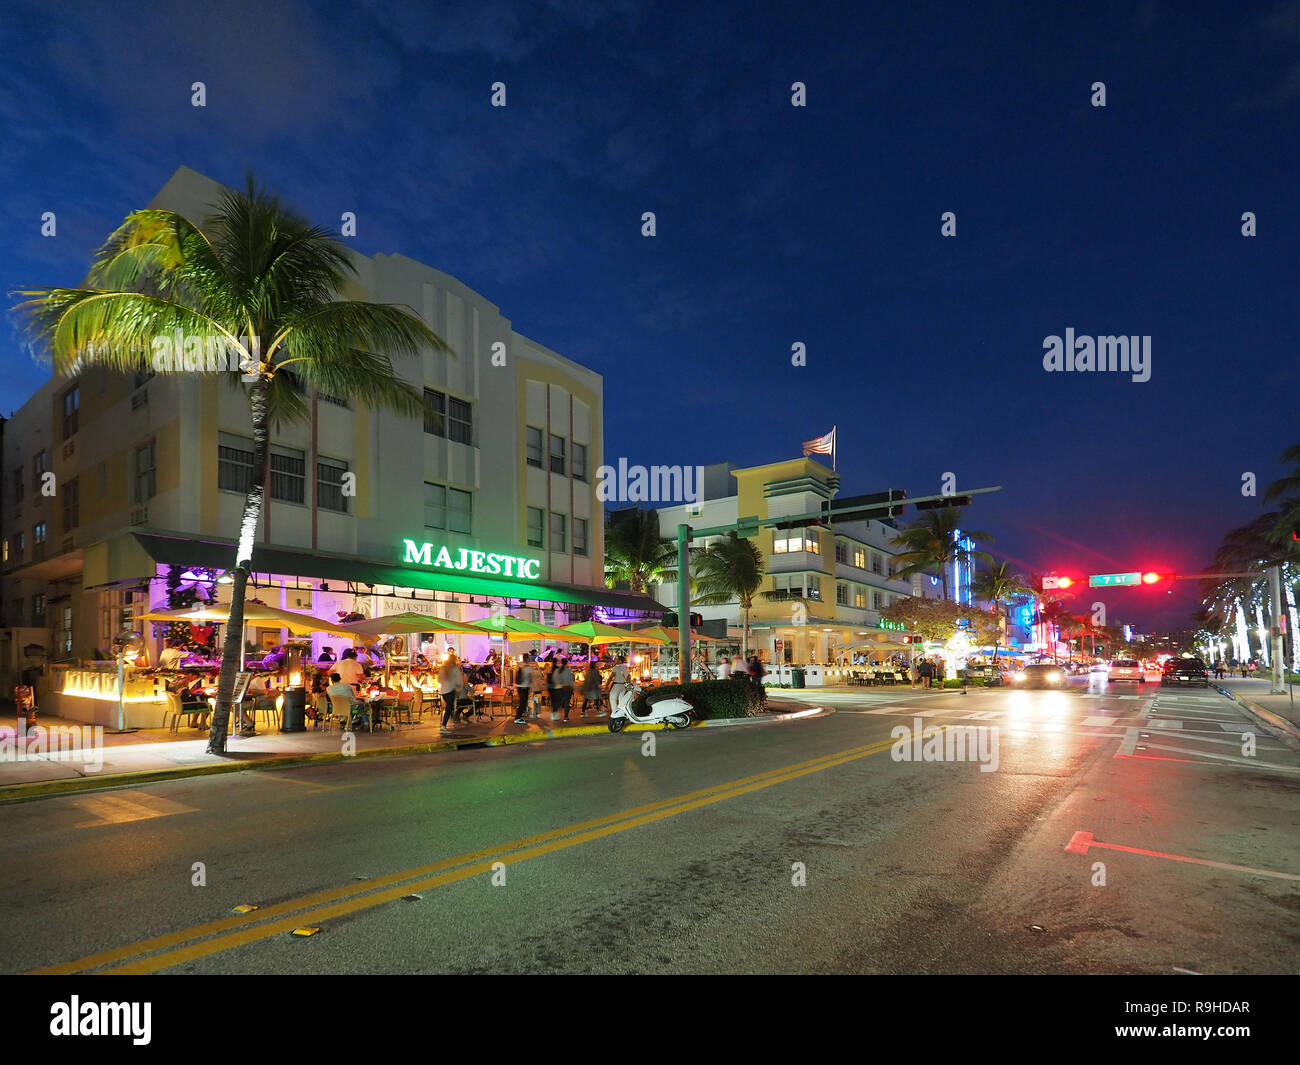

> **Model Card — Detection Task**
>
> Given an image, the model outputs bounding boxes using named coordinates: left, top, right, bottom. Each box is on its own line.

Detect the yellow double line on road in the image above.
left=35, top=735, right=900, bottom=974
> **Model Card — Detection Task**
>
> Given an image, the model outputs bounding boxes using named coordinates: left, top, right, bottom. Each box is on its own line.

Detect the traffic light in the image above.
left=1141, top=572, right=1160, bottom=584
left=1042, top=575, right=1074, bottom=590
left=901, top=635, right=913, bottom=644
left=824, top=490, right=907, bottom=524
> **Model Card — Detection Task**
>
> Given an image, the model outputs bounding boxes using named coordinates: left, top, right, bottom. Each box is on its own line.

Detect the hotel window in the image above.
left=270, top=447, right=305, bottom=504
left=853, top=547, right=866, bottom=569
left=218, top=434, right=254, bottom=493
left=12, top=466, right=23, bottom=504
left=423, top=390, right=472, bottom=445
left=806, top=576, right=821, bottom=601
left=133, top=440, right=156, bottom=503
left=133, top=365, right=155, bottom=391
left=447, top=396, right=472, bottom=445
left=34, top=522, right=47, bottom=545
left=549, top=434, right=566, bottom=475
left=871, top=552, right=883, bottom=575
left=423, top=483, right=472, bottom=534
left=550, top=512, right=566, bottom=552
left=2, top=540, right=7, bottom=563
left=15, top=531, right=25, bottom=554
left=423, top=388, right=445, bottom=436
left=526, top=426, right=543, bottom=468
left=526, top=506, right=544, bottom=548
left=61, top=384, right=79, bottom=439
left=11, top=599, right=22, bottom=626
left=573, top=517, right=589, bottom=557
left=33, top=450, right=47, bottom=480
left=573, top=443, right=588, bottom=482
left=62, top=478, right=79, bottom=532
left=33, top=594, right=45, bottom=624
left=773, top=534, right=820, bottom=554
left=855, top=589, right=867, bottom=608
left=835, top=542, right=847, bottom=564
left=836, top=582, right=848, bottom=606
left=873, top=590, right=884, bottom=610
left=317, top=458, right=349, bottom=513
left=61, top=606, right=73, bottom=655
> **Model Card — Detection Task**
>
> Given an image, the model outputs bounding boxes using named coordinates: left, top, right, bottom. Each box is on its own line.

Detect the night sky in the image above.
left=2, top=1, right=1296, bottom=630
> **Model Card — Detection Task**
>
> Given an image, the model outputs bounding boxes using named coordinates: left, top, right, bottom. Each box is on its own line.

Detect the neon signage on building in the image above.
left=401, top=540, right=541, bottom=580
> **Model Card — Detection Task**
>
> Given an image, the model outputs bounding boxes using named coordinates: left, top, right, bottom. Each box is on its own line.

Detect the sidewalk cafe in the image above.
left=49, top=531, right=663, bottom=729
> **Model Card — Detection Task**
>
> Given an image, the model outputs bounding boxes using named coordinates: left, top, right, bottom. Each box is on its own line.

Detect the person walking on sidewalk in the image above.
left=438, top=654, right=465, bottom=733
left=550, top=657, right=576, bottom=721
left=512, top=653, right=535, bottom=724
left=579, top=659, right=602, bottom=716
left=608, top=655, right=632, bottom=713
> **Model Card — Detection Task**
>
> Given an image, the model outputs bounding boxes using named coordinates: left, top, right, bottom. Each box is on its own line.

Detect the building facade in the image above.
left=650, top=459, right=944, bottom=670
left=0, top=166, right=654, bottom=722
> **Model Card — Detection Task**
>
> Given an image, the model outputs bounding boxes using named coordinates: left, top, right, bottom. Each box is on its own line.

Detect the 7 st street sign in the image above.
left=1089, top=572, right=1143, bottom=587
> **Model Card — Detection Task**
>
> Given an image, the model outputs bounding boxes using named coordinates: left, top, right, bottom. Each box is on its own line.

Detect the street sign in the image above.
left=1088, top=572, right=1142, bottom=587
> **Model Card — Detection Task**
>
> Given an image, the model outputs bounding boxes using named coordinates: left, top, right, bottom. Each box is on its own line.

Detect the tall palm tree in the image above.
left=14, top=176, right=450, bottom=753
left=890, top=506, right=993, bottom=600
left=690, top=533, right=766, bottom=657
left=1263, top=442, right=1300, bottom=539
left=603, top=507, right=677, bottom=594
left=971, top=561, right=1033, bottom=664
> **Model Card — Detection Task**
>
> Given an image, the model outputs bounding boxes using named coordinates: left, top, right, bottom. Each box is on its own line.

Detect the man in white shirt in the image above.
left=158, top=639, right=187, bottom=670
left=334, top=649, right=367, bottom=690
left=608, top=656, right=632, bottom=713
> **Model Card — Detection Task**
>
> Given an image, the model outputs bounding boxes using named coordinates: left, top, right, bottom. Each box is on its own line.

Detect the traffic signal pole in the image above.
left=673, top=486, right=1003, bottom=681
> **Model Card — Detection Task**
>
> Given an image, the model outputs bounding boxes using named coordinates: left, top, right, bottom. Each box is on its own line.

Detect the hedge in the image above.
left=633, top=679, right=766, bottom=720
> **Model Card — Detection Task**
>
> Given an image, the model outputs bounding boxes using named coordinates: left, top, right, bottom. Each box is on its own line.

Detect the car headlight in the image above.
left=1012, top=673, right=1024, bottom=682
left=1048, top=671, right=1062, bottom=681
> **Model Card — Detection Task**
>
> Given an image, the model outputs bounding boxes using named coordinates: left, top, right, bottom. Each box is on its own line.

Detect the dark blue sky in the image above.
left=2, top=0, right=1297, bottom=629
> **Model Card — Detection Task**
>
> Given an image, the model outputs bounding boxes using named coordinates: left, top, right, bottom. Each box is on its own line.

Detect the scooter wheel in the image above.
left=608, top=718, right=626, bottom=733
left=667, top=713, right=691, bottom=730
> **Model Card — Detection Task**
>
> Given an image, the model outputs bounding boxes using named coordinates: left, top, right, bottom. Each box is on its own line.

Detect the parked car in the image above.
left=1014, top=663, right=1067, bottom=689
left=1108, top=658, right=1146, bottom=686
left=1161, top=658, right=1210, bottom=687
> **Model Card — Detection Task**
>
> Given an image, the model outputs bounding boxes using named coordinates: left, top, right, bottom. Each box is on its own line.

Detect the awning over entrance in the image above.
left=85, top=532, right=664, bottom=615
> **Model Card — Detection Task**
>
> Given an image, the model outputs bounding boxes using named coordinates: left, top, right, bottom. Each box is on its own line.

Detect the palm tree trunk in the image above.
left=207, top=380, right=269, bottom=754
left=742, top=604, right=750, bottom=659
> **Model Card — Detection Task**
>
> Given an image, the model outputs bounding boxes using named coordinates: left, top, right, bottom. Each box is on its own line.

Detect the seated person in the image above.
left=326, top=671, right=369, bottom=730
left=317, top=645, right=337, bottom=664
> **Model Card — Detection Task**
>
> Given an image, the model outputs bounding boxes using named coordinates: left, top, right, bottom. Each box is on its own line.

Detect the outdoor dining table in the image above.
left=362, top=692, right=402, bottom=731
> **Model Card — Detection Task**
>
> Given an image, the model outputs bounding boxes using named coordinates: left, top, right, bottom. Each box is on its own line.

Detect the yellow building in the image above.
left=652, top=459, right=941, bottom=680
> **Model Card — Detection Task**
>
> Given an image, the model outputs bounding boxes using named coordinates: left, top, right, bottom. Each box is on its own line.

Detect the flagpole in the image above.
left=832, top=425, right=837, bottom=472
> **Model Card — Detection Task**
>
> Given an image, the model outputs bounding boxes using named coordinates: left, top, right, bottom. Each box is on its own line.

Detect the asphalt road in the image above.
left=4, top=678, right=1299, bottom=974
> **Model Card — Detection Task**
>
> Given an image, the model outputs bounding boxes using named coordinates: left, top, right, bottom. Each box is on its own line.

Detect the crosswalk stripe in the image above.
left=73, top=791, right=197, bottom=828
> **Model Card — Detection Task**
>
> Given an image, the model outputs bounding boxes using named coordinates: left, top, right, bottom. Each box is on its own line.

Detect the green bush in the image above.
left=633, top=679, right=766, bottom=720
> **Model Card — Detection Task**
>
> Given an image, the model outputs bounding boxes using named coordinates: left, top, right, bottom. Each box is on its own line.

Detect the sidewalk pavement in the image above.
left=0, top=698, right=827, bottom=803
left=1214, top=676, right=1300, bottom=742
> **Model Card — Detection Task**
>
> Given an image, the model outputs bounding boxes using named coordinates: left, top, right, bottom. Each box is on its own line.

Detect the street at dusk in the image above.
left=0, top=0, right=1297, bottom=1049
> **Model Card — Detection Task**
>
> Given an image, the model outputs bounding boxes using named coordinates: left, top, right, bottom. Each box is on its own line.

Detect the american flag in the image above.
left=802, top=426, right=836, bottom=457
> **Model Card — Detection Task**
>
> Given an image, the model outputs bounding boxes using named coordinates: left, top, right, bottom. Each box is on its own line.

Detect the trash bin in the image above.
left=791, top=667, right=805, bottom=689
left=280, top=687, right=307, bottom=732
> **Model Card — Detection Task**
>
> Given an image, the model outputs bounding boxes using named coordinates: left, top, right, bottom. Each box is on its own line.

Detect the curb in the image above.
left=0, top=706, right=828, bottom=805
left=1215, top=685, right=1300, bottom=753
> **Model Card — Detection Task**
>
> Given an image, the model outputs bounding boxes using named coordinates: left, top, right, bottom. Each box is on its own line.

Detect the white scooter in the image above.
left=607, top=683, right=694, bottom=732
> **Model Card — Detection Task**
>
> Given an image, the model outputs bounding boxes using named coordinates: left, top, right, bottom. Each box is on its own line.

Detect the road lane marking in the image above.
left=73, top=792, right=197, bottom=828
left=1146, top=719, right=1182, bottom=729
left=1117, top=728, right=1140, bottom=756
left=1064, top=830, right=1300, bottom=882
left=35, top=734, right=905, bottom=974
left=1081, top=716, right=1115, bottom=726
left=99, top=734, right=910, bottom=974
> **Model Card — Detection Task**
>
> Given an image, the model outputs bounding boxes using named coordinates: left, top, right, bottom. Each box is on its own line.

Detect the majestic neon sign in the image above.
left=402, top=539, right=541, bottom=580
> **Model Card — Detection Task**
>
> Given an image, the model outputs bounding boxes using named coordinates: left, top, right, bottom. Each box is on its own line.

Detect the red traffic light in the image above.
left=1141, top=572, right=1160, bottom=584
left=1058, top=577, right=1073, bottom=588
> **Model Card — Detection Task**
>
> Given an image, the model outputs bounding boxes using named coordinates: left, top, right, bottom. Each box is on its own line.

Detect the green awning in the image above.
left=97, top=531, right=663, bottom=615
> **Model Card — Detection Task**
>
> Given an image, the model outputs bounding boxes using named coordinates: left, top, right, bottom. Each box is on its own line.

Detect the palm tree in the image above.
left=14, top=176, right=450, bottom=753
left=1037, top=600, right=1074, bottom=662
left=889, top=506, right=993, bottom=600
left=690, top=533, right=766, bottom=658
left=604, top=508, right=677, bottom=594
left=1263, top=442, right=1300, bottom=539
left=971, top=561, right=1033, bottom=664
